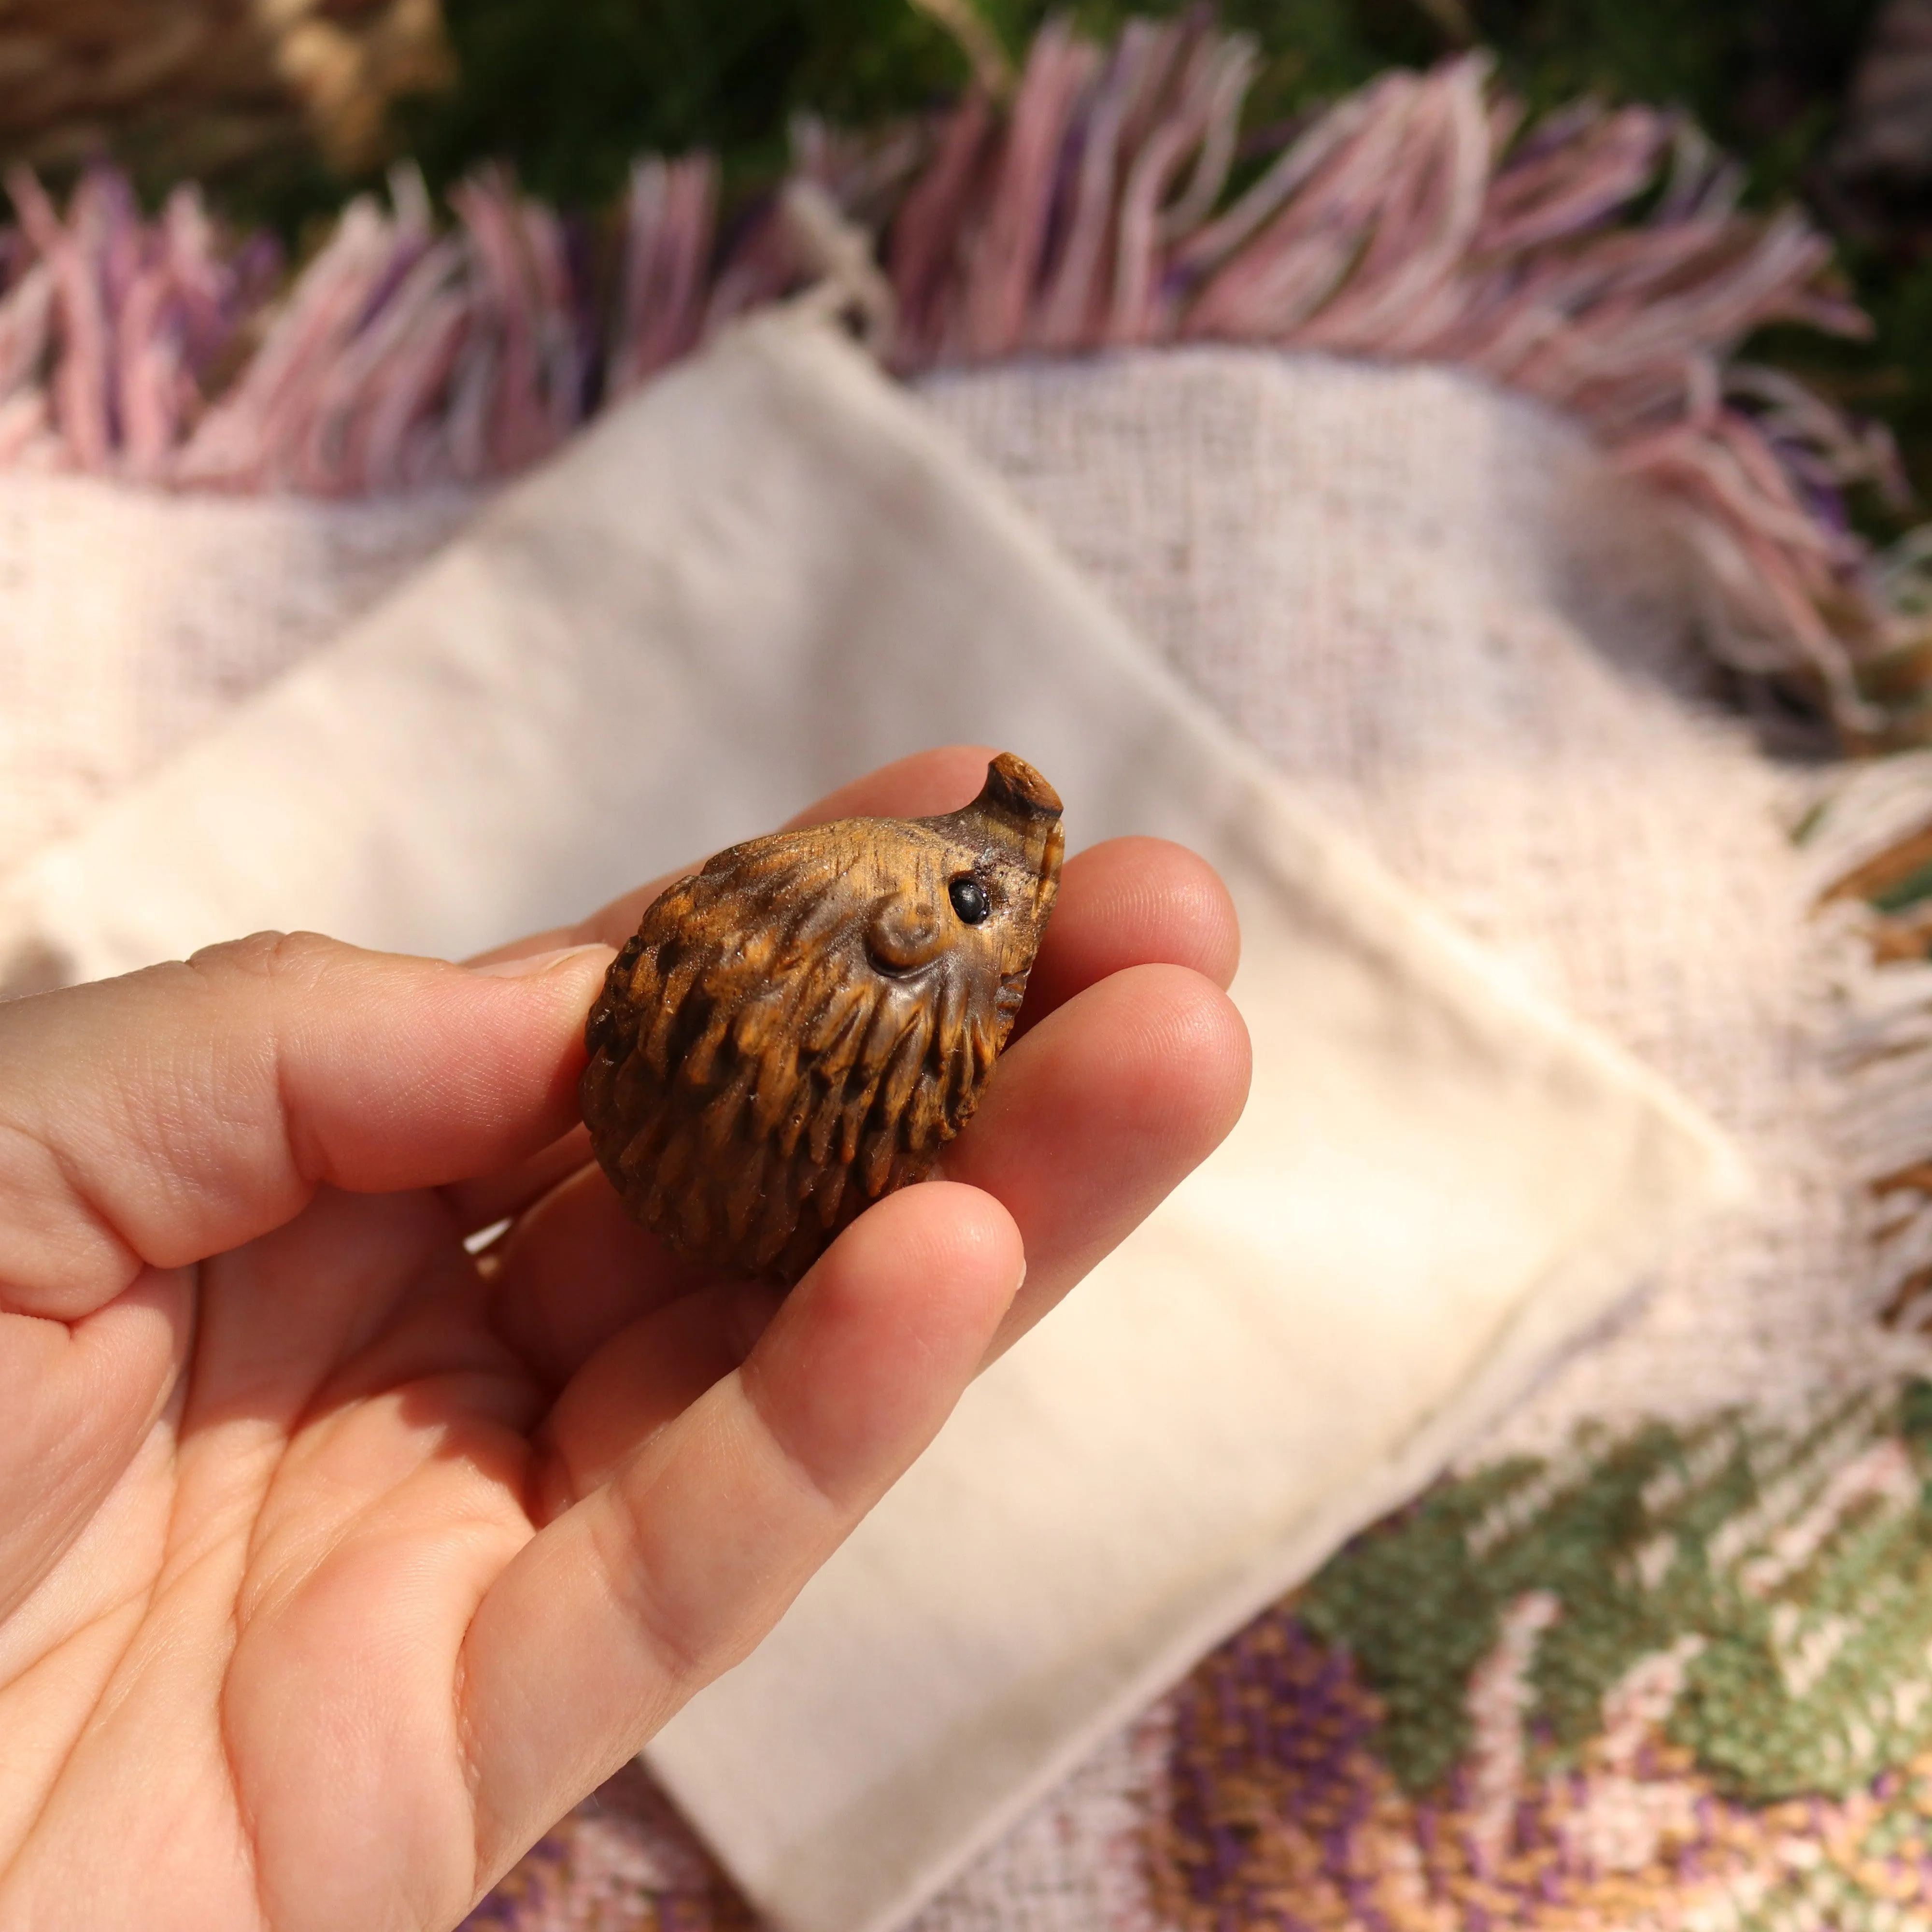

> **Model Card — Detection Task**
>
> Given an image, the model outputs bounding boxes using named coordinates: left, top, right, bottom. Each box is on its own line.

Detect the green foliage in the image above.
left=398, top=0, right=971, bottom=205
left=218, top=0, right=1928, bottom=499
left=1857, top=253, right=1932, bottom=529
left=1044, top=0, right=1434, bottom=118
left=398, top=0, right=1884, bottom=206
left=388, top=0, right=1443, bottom=214
left=1471, top=0, right=1877, bottom=154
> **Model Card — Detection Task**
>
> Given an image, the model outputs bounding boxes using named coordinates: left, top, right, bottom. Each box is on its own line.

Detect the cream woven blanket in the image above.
left=0, top=316, right=1860, bottom=1932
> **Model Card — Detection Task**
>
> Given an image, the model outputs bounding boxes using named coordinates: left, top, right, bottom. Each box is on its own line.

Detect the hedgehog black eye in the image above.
left=949, top=876, right=991, bottom=925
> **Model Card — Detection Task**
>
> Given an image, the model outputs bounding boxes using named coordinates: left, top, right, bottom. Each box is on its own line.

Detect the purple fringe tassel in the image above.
left=0, top=21, right=1915, bottom=729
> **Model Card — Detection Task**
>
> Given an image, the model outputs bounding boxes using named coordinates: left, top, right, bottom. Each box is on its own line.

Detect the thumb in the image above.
left=0, top=931, right=614, bottom=1321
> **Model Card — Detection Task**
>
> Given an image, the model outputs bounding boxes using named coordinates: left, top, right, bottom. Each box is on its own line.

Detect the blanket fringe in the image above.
left=0, top=13, right=1919, bottom=736
left=1801, top=754, right=1932, bottom=1329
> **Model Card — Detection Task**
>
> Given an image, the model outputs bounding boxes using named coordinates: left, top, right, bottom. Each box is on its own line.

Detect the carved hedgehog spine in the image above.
left=581, top=754, right=1065, bottom=1283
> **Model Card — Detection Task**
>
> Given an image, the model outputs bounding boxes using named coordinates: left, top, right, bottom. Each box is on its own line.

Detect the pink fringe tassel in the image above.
left=875, top=34, right=1899, bottom=723
left=0, top=21, right=1912, bottom=724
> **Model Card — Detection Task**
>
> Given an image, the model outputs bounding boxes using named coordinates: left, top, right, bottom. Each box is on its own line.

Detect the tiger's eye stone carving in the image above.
left=580, top=753, right=1065, bottom=1283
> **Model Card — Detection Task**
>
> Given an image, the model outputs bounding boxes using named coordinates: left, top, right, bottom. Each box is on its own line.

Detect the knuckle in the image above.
left=185, top=929, right=341, bottom=993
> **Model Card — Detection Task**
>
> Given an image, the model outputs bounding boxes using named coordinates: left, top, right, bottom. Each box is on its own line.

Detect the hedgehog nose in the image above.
left=866, top=895, right=949, bottom=973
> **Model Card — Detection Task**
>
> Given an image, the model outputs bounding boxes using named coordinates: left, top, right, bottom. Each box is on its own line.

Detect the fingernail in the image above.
left=472, top=942, right=612, bottom=980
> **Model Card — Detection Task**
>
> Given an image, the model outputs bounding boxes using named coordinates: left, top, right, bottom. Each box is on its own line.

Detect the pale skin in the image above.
left=0, top=747, right=1250, bottom=1932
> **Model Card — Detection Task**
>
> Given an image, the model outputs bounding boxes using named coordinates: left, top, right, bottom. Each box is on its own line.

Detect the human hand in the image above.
left=0, top=748, right=1248, bottom=1932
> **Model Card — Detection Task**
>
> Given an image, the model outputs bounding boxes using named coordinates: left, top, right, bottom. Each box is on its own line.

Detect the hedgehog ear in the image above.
left=867, top=892, right=951, bottom=973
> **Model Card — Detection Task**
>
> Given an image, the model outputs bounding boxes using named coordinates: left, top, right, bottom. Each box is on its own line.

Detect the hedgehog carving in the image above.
left=580, top=754, right=1065, bottom=1283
